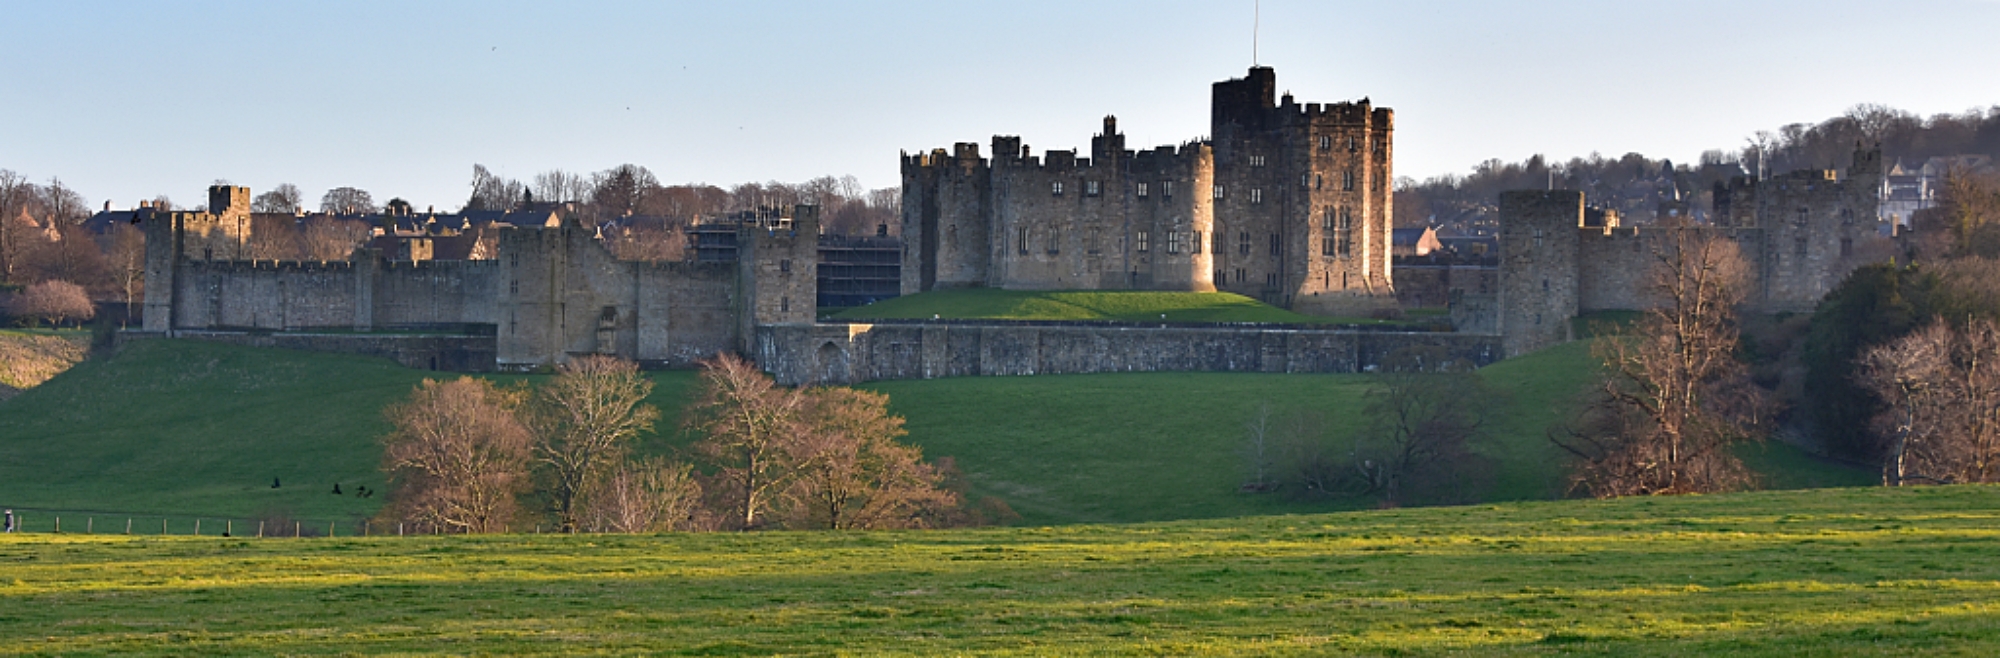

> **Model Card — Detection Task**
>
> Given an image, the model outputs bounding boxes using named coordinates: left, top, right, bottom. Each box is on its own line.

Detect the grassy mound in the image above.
left=830, top=288, right=1430, bottom=325
left=2, top=485, right=1996, bottom=654
left=0, top=337, right=1870, bottom=527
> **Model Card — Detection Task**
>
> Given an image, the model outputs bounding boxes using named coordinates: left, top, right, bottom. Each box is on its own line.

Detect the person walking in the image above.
left=3, top=509, right=14, bottom=533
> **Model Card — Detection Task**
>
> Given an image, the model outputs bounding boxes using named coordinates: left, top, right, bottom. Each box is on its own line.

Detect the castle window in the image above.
left=1086, top=180, right=1101, bottom=197
left=1216, top=269, right=1227, bottom=285
left=1137, top=230, right=1150, bottom=253
left=510, top=279, right=519, bottom=295
left=1267, top=272, right=1280, bottom=288
left=1316, top=175, right=1323, bottom=190
left=1300, top=174, right=1310, bottom=189
left=1841, top=237, right=1853, bottom=257
left=780, top=259, right=791, bottom=273
left=1319, top=135, right=1332, bottom=150
left=781, top=297, right=790, bottom=313
left=1336, top=208, right=1354, bottom=258
left=1250, top=154, right=1266, bottom=167
left=1238, top=231, right=1252, bottom=255
left=1047, top=227, right=1060, bottom=255
left=1213, top=185, right=1225, bottom=200
left=1051, top=181, right=1064, bottom=196
left=1163, top=181, right=1173, bottom=198
left=1342, top=171, right=1355, bottom=191
left=1193, top=231, right=1203, bottom=254
left=1322, top=206, right=1336, bottom=230
left=1167, top=231, right=1182, bottom=255
left=1018, top=227, right=1029, bottom=255
left=1137, top=182, right=1149, bottom=198
left=1250, top=188, right=1263, bottom=204
left=1347, top=136, right=1359, bottom=153
left=1533, top=227, right=1544, bottom=249
left=1087, top=228, right=1101, bottom=254
left=1236, top=267, right=1247, bottom=284
left=1270, top=233, right=1282, bottom=256
left=1795, top=235, right=1808, bottom=258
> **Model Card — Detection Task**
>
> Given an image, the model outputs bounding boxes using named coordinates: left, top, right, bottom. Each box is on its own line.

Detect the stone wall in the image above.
left=119, top=330, right=497, bottom=371
left=752, top=320, right=1501, bottom=385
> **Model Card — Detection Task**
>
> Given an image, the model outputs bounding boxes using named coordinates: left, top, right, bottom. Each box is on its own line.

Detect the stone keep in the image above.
left=901, top=66, right=1396, bottom=315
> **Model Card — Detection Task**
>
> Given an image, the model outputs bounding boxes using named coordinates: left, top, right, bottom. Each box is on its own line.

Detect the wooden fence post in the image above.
left=194, top=519, right=201, bottom=536
left=258, top=521, right=265, bottom=538
left=125, top=518, right=132, bottom=534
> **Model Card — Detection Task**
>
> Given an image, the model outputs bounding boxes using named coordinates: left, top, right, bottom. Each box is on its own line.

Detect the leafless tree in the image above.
left=604, top=221, right=686, bottom=262
left=7, top=280, right=94, bottom=327
left=465, top=164, right=525, bottom=212
left=25, top=223, right=108, bottom=290
left=299, top=217, right=371, bottom=261
left=0, top=205, right=45, bottom=285
left=1937, top=167, right=2000, bottom=258
left=1553, top=227, right=1767, bottom=497
left=252, top=184, right=303, bottom=213
left=532, top=170, right=592, bottom=205
left=1860, top=320, right=2000, bottom=485
left=381, top=377, right=533, bottom=533
left=1352, top=348, right=1498, bottom=505
left=319, top=187, right=376, bottom=215
left=1239, top=402, right=1278, bottom=492
left=685, top=353, right=808, bottom=530
left=582, top=456, right=705, bottom=533
left=102, top=222, right=146, bottom=319
left=526, top=355, right=660, bottom=533
left=783, top=386, right=957, bottom=530
left=248, top=215, right=304, bottom=260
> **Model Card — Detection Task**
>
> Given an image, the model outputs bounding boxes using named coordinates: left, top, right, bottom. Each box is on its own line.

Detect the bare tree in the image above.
left=685, top=353, right=808, bottom=530
left=583, top=456, right=705, bottom=533
left=1352, top=349, right=1499, bottom=505
left=604, top=220, right=687, bottom=262
left=1238, top=402, right=1278, bottom=492
left=783, top=387, right=957, bottom=530
left=248, top=215, right=304, bottom=261
left=1860, top=320, right=2000, bottom=485
left=298, top=217, right=372, bottom=261
left=319, top=187, right=376, bottom=215
left=103, top=222, right=146, bottom=319
left=1553, top=227, right=1767, bottom=497
left=252, top=184, right=303, bottom=213
left=381, top=377, right=533, bottom=533
left=25, top=224, right=108, bottom=290
left=465, top=164, right=525, bottom=212
left=527, top=355, right=660, bottom=533
left=0, top=205, right=46, bottom=284
left=7, top=280, right=94, bottom=327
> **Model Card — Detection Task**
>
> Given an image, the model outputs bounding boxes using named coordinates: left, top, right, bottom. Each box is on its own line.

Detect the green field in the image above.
left=830, top=288, right=1438, bottom=326
left=0, top=336, right=1871, bottom=528
left=0, top=338, right=1871, bottom=528
left=1, top=485, right=1995, bottom=654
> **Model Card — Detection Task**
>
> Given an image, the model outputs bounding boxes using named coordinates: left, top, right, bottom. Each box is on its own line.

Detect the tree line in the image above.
left=1401, top=104, right=2000, bottom=232
left=378, top=353, right=998, bottom=534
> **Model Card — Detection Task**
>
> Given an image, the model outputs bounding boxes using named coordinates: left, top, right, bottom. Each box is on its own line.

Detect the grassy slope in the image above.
left=0, top=337, right=1868, bottom=527
left=831, top=288, right=1427, bottom=325
left=1, top=485, right=1996, bottom=655
left=0, top=328, right=89, bottom=391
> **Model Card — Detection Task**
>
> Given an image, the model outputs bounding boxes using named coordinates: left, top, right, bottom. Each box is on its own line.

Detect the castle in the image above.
left=1477, top=145, right=1886, bottom=355
left=127, top=68, right=1886, bottom=383
left=901, top=66, right=1397, bottom=315
left=139, top=186, right=815, bottom=371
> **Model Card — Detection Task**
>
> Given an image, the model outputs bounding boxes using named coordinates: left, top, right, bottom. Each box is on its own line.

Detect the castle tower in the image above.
left=1497, top=190, right=1581, bottom=356
left=738, top=205, right=819, bottom=352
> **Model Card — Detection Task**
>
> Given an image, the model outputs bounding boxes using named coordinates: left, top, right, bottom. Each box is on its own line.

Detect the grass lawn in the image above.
left=0, top=337, right=1870, bottom=529
left=1, top=485, right=1996, bottom=655
left=830, top=288, right=1425, bottom=326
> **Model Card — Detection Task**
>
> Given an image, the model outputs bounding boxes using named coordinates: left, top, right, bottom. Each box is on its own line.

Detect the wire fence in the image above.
left=0, top=506, right=460, bottom=538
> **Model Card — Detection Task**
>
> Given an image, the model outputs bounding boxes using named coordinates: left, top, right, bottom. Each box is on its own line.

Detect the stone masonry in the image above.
left=902, top=67, right=1396, bottom=315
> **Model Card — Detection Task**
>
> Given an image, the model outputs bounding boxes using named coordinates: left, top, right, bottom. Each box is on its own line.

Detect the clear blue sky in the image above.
left=5, top=0, right=1998, bottom=211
